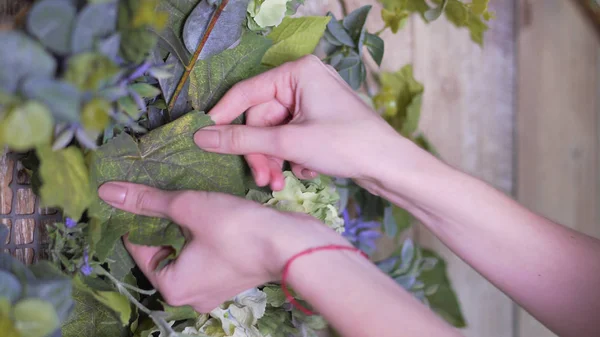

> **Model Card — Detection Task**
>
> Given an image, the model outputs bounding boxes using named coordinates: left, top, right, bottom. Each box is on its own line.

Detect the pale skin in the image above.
left=98, top=55, right=600, bottom=337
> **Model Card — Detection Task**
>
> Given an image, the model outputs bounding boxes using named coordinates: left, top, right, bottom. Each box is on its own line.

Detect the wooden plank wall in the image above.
left=516, top=0, right=600, bottom=336
left=303, top=0, right=598, bottom=336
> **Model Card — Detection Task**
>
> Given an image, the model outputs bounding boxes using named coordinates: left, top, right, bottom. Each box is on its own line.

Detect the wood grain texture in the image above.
left=0, top=149, right=13, bottom=215
left=517, top=0, right=600, bottom=336
left=413, top=1, right=516, bottom=336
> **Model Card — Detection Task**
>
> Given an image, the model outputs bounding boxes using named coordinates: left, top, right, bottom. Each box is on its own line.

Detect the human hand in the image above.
left=193, top=55, right=421, bottom=191
left=98, top=181, right=348, bottom=312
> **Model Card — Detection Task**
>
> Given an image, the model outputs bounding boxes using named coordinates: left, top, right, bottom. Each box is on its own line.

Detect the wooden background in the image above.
left=301, top=0, right=598, bottom=336
left=0, top=0, right=597, bottom=336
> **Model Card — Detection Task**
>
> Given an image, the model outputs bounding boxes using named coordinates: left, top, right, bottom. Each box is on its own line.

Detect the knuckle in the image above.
left=134, top=190, right=150, bottom=212
left=228, top=126, right=244, bottom=153
left=298, top=54, right=321, bottom=68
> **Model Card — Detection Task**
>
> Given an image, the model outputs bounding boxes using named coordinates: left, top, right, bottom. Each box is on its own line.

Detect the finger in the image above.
left=291, top=162, right=317, bottom=180
left=98, top=182, right=174, bottom=218
left=209, top=67, right=295, bottom=125
left=245, top=100, right=291, bottom=127
left=194, top=125, right=288, bottom=158
left=246, top=153, right=271, bottom=187
left=268, top=157, right=285, bottom=191
left=123, top=235, right=174, bottom=287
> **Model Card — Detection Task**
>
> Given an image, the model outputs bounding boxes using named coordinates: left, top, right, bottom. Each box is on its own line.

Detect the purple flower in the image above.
left=342, top=206, right=382, bottom=254
left=81, top=249, right=93, bottom=276
left=65, top=218, right=77, bottom=228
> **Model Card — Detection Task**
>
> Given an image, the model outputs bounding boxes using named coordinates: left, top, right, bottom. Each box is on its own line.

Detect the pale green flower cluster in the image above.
left=265, top=172, right=345, bottom=234
left=247, top=0, right=291, bottom=29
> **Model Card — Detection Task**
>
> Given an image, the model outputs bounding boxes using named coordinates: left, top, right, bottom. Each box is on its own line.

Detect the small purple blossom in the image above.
left=81, top=249, right=93, bottom=276
left=128, top=61, right=152, bottom=80
left=342, top=206, right=382, bottom=254
left=65, top=218, right=77, bottom=228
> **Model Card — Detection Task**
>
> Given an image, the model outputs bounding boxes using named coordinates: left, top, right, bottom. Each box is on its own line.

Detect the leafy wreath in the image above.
left=0, top=0, right=493, bottom=336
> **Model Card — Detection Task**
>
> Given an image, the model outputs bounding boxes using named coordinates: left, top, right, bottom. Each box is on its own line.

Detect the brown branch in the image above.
left=167, top=0, right=230, bottom=113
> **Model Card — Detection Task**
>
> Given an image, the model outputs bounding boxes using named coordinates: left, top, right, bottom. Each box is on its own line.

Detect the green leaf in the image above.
left=72, top=2, right=119, bottom=53
left=26, top=0, right=77, bottom=54
left=330, top=50, right=364, bottom=90
left=424, top=0, right=448, bottom=21
left=154, top=28, right=190, bottom=65
left=391, top=205, right=412, bottom=233
left=92, top=290, right=132, bottom=327
left=262, top=16, right=330, bottom=67
left=160, top=301, right=200, bottom=321
left=248, top=0, right=289, bottom=28
left=379, top=0, right=429, bottom=14
left=0, top=102, right=53, bottom=152
left=364, top=32, right=384, bottom=66
left=400, top=93, right=422, bottom=136
left=183, top=0, right=249, bottom=59
left=37, top=146, right=94, bottom=221
left=0, top=270, right=21, bottom=303
left=189, top=31, right=272, bottom=112
left=440, top=0, right=488, bottom=46
left=13, top=299, right=60, bottom=337
left=25, top=261, right=74, bottom=323
left=0, top=31, right=56, bottom=94
left=381, top=7, right=409, bottom=33
left=419, top=249, right=466, bottom=327
left=89, top=112, right=246, bottom=261
left=157, top=0, right=201, bottom=39
left=342, top=5, right=371, bottom=44
left=62, top=279, right=125, bottom=337
left=117, top=96, right=140, bottom=119
left=325, top=13, right=355, bottom=47
left=257, top=306, right=297, bottom=337
left=107, top=239, right=135, bottom=282
left=117, top=0, right=165, bottom=63
left=82, top=98, right=112, bottom=133
left=129, top=83, right=161, bottom=98
left=21, top=78, right=81, bottom=123
left=263, top=286, right=286, bottom=307
left=246, top=189, right=272, bottom=204
left=64, top=53, right=121, bottom=92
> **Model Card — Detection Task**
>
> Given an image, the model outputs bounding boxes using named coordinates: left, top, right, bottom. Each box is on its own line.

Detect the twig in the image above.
left=166, top=0, right=230, bottom=112
left=337, top=0, right=348, bottom=16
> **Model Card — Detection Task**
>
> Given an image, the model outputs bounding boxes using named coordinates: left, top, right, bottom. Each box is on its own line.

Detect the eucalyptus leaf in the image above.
left=382, top=205, right=397, bottom=238
left=0, top=270, right=21, bottom=303
left=24, top=277, right=73, bottom=323
left=97, top=33, right=122, bottom=61
left=342, top=5, right=371, bottom=43
left=325, top=13, right=354, bottom=47
left=37, top=146, right=94, bottom=221
left=72, top=2, right=118, bottom=53
left=262, top=16, right=330, bottom=67
left=189, top=31, right=271, bottom=112
left=332, top=51, right=364, bottom=90
left=424, top=0, right=448, bottom=22
left=27, top=0, right=77, bottom=54
left=0, top=254, right=35, bottom=283
left=182, top=0, right=249, bottom=59
left=0, top=102, right=53, bottom=151
left=21, top=78, right=81, bottom=123
left=13, top=299, right=60, bottom=337
left=401, top=239, right=415, bottom=268
left=364, top=32, right=384, bottom=66
left=89, top=112, right=246, bottom=261
left=0, top=32, right=56, bottom=94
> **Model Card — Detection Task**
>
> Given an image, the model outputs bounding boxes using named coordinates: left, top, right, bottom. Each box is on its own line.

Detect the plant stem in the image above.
left=375, top=26, right=387, bottom=36
left=166, top=0, right=230, bottom=113
left=338, top=0, right=348, bottom=16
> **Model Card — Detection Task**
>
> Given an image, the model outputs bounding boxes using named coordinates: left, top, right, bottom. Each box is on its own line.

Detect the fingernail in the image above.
left=98, top=183, right=127, bottom=205
left=194, top=129, right=220, bottom=149
left=301, top=169, right=317, bottom=179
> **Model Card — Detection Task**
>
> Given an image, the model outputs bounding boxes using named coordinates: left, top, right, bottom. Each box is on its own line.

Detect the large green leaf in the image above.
left=0, top=102, right=53, bottom=152
left=107, top=239, right=135, bottom=282
left=189, top=32, right=271, bottom=112
left=26, top=0, right=77, bottom=54
left=0, top=32, right=56, bottom=94
left=13, top=299, right=60, bottom=337
left=419, top=249, right=466, bottom=327
left=89, top=111, right=246, bottom=261
left=183, top=0, right=249, bottom=59
left=71, top=2, right=119, bottom=53
left=62, top=279, right=125, bottom=337
left=37, top=146, right=94, bottom=221
left=262, top=16, right=330, bottom=67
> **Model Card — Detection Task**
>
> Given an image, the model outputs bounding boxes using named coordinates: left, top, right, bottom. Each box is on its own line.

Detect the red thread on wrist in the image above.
left=280, top=244, right=368, bottom=315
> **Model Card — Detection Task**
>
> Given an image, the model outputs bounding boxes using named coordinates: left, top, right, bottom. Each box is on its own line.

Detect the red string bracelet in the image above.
left=280, top=244, right=369, bottom=315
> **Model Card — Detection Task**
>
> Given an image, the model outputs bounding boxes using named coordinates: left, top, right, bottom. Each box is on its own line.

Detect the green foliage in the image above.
left=0, top=251, right=74, bottom=337
left=419, top=249, right=466, bottom=327
left=89, top=112, right=246, bottom=262
left=118, top=0, right=167, bottom=63
left=262, top=16, right=331, bottom=67
left=248, top=0, right=291, bottom=28
left=438, top=0, right=488, bottom=46
left=71, top=2, right=119, bottom=54
left=38, top=146, right=93, bottom=221
left=381, top=7, right=409, bottom=33
left=21, top=78, right=82, bottom=123
left=189, top=31, right=272, bottom=112
left=0, top=102, right=53, bottom=151
left=63, top=53, right=120, bottom=92
left=26, top=0, right=77, bottom=55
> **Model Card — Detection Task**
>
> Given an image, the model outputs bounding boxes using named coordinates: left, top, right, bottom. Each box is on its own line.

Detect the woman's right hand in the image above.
left=193, top=55, right=431, bottom=191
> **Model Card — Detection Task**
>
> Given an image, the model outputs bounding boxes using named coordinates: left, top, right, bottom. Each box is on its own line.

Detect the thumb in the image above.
left=194, top=125, right=286, bottom=157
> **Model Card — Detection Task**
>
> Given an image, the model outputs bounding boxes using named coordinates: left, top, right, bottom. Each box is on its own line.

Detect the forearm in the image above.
left=369, top=139, right=600, bottom=336
left=285, top=249, right=461, bottom=337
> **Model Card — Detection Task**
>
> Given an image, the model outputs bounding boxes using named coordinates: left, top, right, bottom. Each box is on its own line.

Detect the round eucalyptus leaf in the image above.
left=0, top=270, right=22, bottom=303
left=1, top=102, right=53, bottom=151
left=71, top=2, right=118, bottom=53
left=13, top=298, right=60, bottom=337
left=0, top=31, right=56, bottom=94
left=27, top=0, right=77, bottom=54
left=21, top=78, right=81, bottom=123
